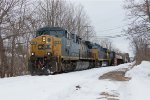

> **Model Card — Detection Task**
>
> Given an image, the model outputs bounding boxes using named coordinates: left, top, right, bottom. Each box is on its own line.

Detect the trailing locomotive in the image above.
left=28, top=27, right=124, bottom=75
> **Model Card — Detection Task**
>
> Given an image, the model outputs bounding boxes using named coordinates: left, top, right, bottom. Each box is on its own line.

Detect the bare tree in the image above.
left=98, top=39, right=113, bottom=50
left=0, top=0, right=37, bottom=77
left=124, top=0, right=150, bottom=63
left=0, top=0, right=21, bottom=77
left=37, top=0, right=95, bottom=39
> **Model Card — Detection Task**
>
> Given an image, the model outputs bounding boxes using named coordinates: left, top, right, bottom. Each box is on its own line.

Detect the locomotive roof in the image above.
left=37, top=26, right=66, bottom=32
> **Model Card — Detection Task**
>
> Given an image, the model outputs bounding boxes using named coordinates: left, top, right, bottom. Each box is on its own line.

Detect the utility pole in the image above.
left=85, top=26, right=91, bottom=41
left=46, top=0, right=51, bottom=26
left=146, top=0, right=150, bottom=22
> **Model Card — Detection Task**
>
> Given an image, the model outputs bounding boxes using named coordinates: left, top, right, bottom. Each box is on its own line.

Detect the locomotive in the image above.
left=28, top=27, right=117, bottom=75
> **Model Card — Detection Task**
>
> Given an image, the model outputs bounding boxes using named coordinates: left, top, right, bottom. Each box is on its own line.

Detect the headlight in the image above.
left=31, top=52, right=34, bottom=56
left=42, top=36, right=46, bottom=42
left=47, top=52, right=51, bottom=55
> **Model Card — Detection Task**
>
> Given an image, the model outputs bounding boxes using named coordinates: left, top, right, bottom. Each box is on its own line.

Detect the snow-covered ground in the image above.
left=0, top=61, right=150, bottom=100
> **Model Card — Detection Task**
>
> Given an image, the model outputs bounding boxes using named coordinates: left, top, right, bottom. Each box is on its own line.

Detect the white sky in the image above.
left=70, top=0, right=133, bottom=57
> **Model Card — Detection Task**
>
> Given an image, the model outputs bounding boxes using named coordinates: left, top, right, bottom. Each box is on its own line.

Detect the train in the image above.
left=28, top=27, right=129, bottom=75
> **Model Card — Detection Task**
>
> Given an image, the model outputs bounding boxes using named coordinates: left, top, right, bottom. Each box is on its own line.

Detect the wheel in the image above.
left=71, top=62, right=77, bottom=71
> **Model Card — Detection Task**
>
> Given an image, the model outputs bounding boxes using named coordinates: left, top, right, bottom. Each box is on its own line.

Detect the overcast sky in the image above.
left=70, top=0, right=133, bottom=57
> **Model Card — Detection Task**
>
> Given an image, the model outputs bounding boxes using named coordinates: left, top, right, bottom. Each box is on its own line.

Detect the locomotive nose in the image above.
left=30, top=35, right=52, bottom=57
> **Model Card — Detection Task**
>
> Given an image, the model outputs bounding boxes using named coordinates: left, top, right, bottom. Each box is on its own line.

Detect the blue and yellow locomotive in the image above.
left=28, top=27, right=115, bottom=75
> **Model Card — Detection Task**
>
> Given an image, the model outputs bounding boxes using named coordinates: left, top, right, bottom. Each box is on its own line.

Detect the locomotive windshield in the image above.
left=37, top=30, right=64, bottom=37
left=36, top=27, right=66, bottom=37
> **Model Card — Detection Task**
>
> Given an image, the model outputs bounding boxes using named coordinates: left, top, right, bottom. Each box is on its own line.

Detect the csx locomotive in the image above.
left=28, top=27, right=116, bottom=75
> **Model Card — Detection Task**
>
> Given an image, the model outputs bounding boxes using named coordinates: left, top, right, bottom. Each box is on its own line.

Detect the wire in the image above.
left=96, top=24, right=128, bottom=33
left=95, top=28, right=150, bottom=39
left=95, top=33, right=129, bottom=38
left=97, top=31, right=123, bottom=36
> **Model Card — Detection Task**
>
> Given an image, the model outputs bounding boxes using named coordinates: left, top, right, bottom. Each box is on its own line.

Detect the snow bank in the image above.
left=124, top=61, right=150, bottom=100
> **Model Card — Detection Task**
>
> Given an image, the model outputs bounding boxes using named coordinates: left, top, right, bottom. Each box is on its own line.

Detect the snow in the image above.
left=123, top=61, right=150, bottom=100
left=0, top=61, right=150, bottom=100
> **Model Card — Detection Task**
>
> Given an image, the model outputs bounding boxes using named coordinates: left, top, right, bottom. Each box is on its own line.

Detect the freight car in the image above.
left=28, top=27, right=117, bottom=75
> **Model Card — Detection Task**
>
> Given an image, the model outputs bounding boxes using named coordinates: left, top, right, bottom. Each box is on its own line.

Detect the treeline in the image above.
left=124, top=0, right=150, bottom=64
left=0, top=0, right=95, bottom=78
